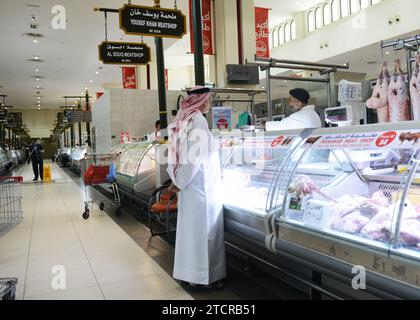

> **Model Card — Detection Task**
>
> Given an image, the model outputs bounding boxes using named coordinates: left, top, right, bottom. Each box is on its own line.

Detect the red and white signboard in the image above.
left=255, top=7, right=270, bottom=58
left=120, top=131, right=131, bottom=144
left=96, top=92, right=104, bottom=100
left=304, top=130, right=419, bottom=150
left=189, top=0, right=213, bottom=55
left=122, top=67, right=137, bottom=89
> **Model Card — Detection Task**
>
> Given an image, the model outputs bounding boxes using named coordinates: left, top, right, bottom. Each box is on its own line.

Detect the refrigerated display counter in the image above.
left=218, top=129, right=312, bottom=233
left=115, top=142, right=157, bottom=203
left=7, top=150, right=19, bottom=167
left=70, top=146, right=88, bottom=171
left=223, top=123, right=420, bottom=299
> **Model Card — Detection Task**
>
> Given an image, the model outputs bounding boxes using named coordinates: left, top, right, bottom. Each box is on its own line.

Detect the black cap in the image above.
left=289, top=88, right=310, bottom=104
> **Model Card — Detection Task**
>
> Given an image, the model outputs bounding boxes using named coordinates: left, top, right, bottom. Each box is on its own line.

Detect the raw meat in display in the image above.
left=332, top=211, right=371, bottom=234
left=399, top=219, right=420, bottom=246
left=366, top=62, right=390, bottom=123
left=388, top=59, right=411, bottom=122
left=360, top=206, right=394, bottom=241
left=368, top=191, right=390, bottom=207
left=327, top=194, right=368, bottom=227
left=327, top=193, right=388, bottom=228
left=410, top=55, right=420, bottom=120
left=288, top=175, right=337, bottom=202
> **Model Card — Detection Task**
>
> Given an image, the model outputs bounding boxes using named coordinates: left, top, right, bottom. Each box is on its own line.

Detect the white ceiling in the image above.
left=0, top=0, right=190, bottom=111
left=0, top=0, right=416, bottom=113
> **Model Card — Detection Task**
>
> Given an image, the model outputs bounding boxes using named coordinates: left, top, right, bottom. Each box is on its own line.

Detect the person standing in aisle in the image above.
left=28, top=139, right=44, bottom=182
left=167, top=86, right=226, bottom=289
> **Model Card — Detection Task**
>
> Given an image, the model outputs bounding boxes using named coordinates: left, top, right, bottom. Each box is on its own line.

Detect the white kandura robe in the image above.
left=167, top=113, right=226, bottom=285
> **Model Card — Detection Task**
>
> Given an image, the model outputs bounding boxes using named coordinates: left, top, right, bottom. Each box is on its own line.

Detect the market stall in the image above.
left=223, top=121, right=420, bottom=299
left=114, top=142, right=157, bottom=207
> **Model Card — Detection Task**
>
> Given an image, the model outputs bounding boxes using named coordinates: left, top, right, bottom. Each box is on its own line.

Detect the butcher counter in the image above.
left=217, top=122, right=420, bottom=299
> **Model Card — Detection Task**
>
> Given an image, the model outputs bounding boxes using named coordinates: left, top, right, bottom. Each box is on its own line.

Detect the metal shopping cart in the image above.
left=81, top=154, right=121, bottom=220
left=0, top=278, right=17, bottom=300
left=0, top=177, right=23, bottom=236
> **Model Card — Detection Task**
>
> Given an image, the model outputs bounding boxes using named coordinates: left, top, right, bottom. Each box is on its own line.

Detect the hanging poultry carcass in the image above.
left=366, top=62, right=390, bottom=123
left=410, top=54, right=420, bottom=120
left=388, top=59, right=411, bottom=122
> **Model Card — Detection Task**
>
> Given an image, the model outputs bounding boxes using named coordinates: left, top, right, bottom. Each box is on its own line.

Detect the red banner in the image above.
left=122, top=67, right=137, bottom=89
left=96, top=92, right=104, bottom=99
left=189, top=0, right=213, bottom=55
left=255, top=7, right=270, bottom=58
left=165, top=69, right=169, bottom=90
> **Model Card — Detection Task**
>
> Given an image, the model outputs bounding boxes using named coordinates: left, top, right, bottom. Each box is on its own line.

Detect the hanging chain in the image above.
left=174, top=0, right=177, bottom=10
left=104, top=12, right=108, bottom=41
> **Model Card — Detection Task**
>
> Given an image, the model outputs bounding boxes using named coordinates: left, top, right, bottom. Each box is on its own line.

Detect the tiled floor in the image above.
left=0, top=162, right=193, bottom=300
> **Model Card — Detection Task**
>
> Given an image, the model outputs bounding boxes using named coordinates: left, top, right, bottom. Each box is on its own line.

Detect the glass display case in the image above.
left=264, top=122, right=420, bottom=289
left=216, top=129, right=311, bottom=217
left=71, top=146, right=88, bottom=162
left=115, top=142, right=157, bottom=193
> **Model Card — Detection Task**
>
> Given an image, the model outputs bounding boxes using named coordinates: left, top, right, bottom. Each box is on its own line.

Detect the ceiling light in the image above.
left=35, top=69, right=39, bottom=72
left=95, top=71, right=99, bottom=75
left=38, top=107, right=41, bottom=110
left=33, top=39, right=38, bottom=43
left=34, top=56, right=39, bottom=60
left=89, top=80, right=93, bottom=83
left=36, top=78, right=40, bottom=81
left=36, top=85, right=40, bottom=88
left=84, top=87, right=88, bottom=90
left=386, top=51, right=390, bottom=55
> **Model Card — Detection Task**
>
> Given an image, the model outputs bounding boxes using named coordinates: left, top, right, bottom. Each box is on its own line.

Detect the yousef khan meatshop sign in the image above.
left=119, top=4, right=187, bottom=38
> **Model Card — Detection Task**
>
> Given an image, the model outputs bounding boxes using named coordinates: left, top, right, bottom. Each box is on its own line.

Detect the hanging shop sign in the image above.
left=212, top=107, right=233, bottom=130
left=0, top=108, right=7, bottom=119
left=255, top=7, right=270, bottom=58
left=119, top=4, right=187, bottom=39
left=122, top=66, right=137, bottom=89
left=189, top=0, right=213, bottom=55
left=68, top=111, right=92, bottom=123
left=10, top=113, right=22, bottom=126
left=98, top=41, right=151, bottom=65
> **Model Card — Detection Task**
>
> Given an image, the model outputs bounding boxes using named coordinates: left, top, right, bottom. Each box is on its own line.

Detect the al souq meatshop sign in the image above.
left=119, top=4, right=187, bottom=38
left=98, top=41, right=151, bottom=65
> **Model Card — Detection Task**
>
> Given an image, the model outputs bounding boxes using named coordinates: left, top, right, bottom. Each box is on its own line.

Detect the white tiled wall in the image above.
left=93, top=89, right=182, bottom=153
left=92, top=91, right=112, bottom=154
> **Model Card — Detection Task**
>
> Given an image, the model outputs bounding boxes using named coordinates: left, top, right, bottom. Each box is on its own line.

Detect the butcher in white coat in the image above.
left=266, top=88, right=322, bottom=131
left=167, top=86, right=226, bottom=288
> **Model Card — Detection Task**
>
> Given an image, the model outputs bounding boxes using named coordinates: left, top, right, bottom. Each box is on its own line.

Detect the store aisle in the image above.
left=0, top=163, right=192, bottom=300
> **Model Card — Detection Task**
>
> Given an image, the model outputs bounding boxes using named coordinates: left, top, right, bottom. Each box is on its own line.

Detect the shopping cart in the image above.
left=0, top=177, right=23, bottom=236
left=81, top=154, right=121, bottom=220
left=0, top=278, right=17, bottom=300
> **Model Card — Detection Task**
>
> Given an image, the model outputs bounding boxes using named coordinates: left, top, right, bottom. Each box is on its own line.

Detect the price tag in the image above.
left=303, top=200, right=329, bottom=228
